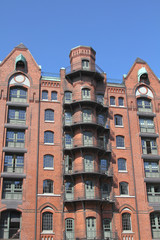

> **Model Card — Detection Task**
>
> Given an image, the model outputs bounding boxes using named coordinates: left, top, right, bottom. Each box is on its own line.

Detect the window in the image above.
left=139, top=118, right=154, bottom=133
left=142, top=139, right=157, bottom=155
left=120, top=182, right=128, bottom=195
left=82, top=88, right=90, bottom=100
left=83, top=109, right=92, bottom=122
left=137, top=98, right=152, bottom=112
left=144, top=161, right=159, bottom=178
left=122, top=213, right=131, bottom=231
left=44, top=131, right=54, bottom=144
left=10, top=87, right=27, bottom=102
left=8, top=108, right=26, bottom=124
left=15, top=54, right=26, bottom=71
left=4, top=154, right=24, bottom=173
left=43, top=155, right=53, bottom=169
left=2, top=179, right=22, bottom=200
left=114, top=115, right=123, bottom=126
left=43, top=180, right=53, bottom=193
left=110, top=96, right=115, bottom=105
left=65, top=182, right=74, bottom=200
left=118, top=97, right=124, bottom=106
left=65, top=218, right=74, bottom=239
left=86, top=217, right=96, bottom=239
left=42, top=90, right=48, bottom=100
left=83, top=131, right=93, bottom=146
left=6, top=130, right=25, bottom=148
left=96, top=94, right=104, bottom=104
left=64, top=91, right=72, bottom=103
left=65, top=112, right=72, bottom=125
left=82, top=60, right=89, bottom=70
left=103, top=219, right=111, bottom=239
left=65, top=134, right=72, bottom=148
left=150, top=212, right=160, bottom=239
left=147, top=184, right=160, bottom=202
left=118, top=158, right=126, bottom=171
left=116, top=136, right=124, bottom=148
left=42, top=212, right=53, bottom=231
left=97, top=114, right=105, bottom=125
left=45, top=109, right=54, bottom=121
left=51, top=91, right=57, bottom=101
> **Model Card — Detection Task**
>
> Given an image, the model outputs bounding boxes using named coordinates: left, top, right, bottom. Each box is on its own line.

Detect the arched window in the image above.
left=65, top=218, right=74, bottom=239
left=118, top=97, right=124, bottom=106
left=110, top=96, right=115, bottom=106
left=64, top=91, right=72, bottom=103
left=43, top=180, right=53, bottom=193
left=45, top=109, right=54, bottom=121
left=137, top=98, right=152, bottom=112
left=44, top=131, right=54, bottom=144
left=42, top=212, right=53, bottom=231
left=42, top=90, right=48, bottom=100
left=118, top=158, right=126, bottom=171
left=43, top=155, right=53, bottom=169
left=116, top=136, right=124, bottom=148
left=82, top=88, right=91, bottom=100
left=82, top=59, right=89, bottom=70
left=122, top=213, right=131, bottom=231
left=120, top=182, right=128, bottom=195
left=51, top=91, right=57, bottom=101
left=114, top=115, right=123, bottom=126
left=10, top=87, right=27, bottom=103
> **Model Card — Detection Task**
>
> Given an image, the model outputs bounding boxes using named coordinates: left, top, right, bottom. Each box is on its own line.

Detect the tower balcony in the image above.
left=63, top=96, right=108, bottom=109
left=64, top=163, right=113, bottom=177
left=64, top=115, right=110, bottom=130
left=64, top=190, right=115, bottom=203
left=63, top=139, right=112, bottom=153
left=65, top=62, right=104, bottom=81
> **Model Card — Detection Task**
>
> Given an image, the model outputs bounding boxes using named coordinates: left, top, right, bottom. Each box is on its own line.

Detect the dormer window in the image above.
left=138, top=67, right=149, bottom=84
left=82, top=60, right=89, bottom=70
left=15, top=54, right=27, bottom=72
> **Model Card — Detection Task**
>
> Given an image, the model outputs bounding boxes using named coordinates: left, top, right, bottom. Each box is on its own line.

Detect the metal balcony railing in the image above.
left=145, top=171, right=160, bottom=178
left=64, top=164, right=113, bottom=177
left=142, top=147, right=157, bottom=155
left=2, top=192, right=22, bottom=200
left=64, top=139, right=111, bottom=152
left=63, top=96, right=108, bottom=107
left=64, top=190, right=114, bottom=203
left=8, top=118, right=26, bottom=125
left=137, top=105, right=152, bottom=113
left=140, top=125, right=155, bottom=133
left=4, top=166, right=24, bottom=174
left=6, top=140, right=25, bottom=148
left=65, top=62, right=104, bottom=75
left=64, top=116, right=110, bottom=129
left=64, top=230, right=118, bottom=240
left=147, top=193, right=160, bottom=203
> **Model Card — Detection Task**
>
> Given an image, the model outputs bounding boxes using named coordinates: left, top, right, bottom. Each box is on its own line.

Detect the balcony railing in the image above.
left=64, top=163, right=113, bottom=177
left=63, top=96, right=108, bottom=107
left=64, top=190, right=114, bottom=202
left=4, top=166, right=24, bottom=174
left=9, top=96, right=27, bottom=103
left=137, top=105, right=152, bottom=113
left=64, top=116, right=110, bottom=129
left=6, top=140, right=25, bottom=148
left=2, top=192, right=22, bottom=200
left=8, top=118, right=26, bottom=125
left=64, top=230, right=118, bottom=240
left=147, top=193, right=160, bottom=203
left=140, top=125, right=155, bottom=133
left=64, top=139, right=111, bottom=152
left=142, top=147, right=157, bottom=155
left=145, top=171, right=160, bottom=178
left=65, top=62, right=104, bottom=75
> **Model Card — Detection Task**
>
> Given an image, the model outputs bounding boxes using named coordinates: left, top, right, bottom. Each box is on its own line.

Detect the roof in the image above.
left=15, top=43, right=28, bottom=49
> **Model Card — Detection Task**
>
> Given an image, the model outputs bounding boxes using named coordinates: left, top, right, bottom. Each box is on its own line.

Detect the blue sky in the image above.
left=1, top=0, right=160, bottom=82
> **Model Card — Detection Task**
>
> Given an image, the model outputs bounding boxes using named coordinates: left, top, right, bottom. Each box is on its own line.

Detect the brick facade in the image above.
left=0, top=44, right=159, bottom=240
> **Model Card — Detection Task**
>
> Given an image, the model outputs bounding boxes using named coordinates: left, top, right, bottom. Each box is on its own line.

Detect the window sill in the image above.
left=44, top=143, right=54, bottom=145
left=110, top=104, right=116, bottom=106
left=41, top=231, right=55, bottom=234
left=115, top=125, right=124, bottom=128
left=38, top=193, right=61, bottom=197
left=116, top=147, right=125, bottom=149
left=122, top=231, right=134, bottom=234
left=115, top=195, right=135, bottom=198
left=45, top=121, right=55, bottom=123
left=118, top=170, right=128, bottom=173
left=43, top=168, right=54, bottom=171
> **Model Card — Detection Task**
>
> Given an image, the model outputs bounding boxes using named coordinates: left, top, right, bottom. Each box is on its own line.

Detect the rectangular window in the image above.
left=2, top=179, right=22, bottom=200
left=4, top=154, right=24, bottom=173
left=6, top=130, right=25, bottom=148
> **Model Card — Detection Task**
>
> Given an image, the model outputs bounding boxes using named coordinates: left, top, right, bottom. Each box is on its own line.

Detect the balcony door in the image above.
left=85, top=180, right=94, bottom=199
left=83, top=132, right=93, bottom=146
left=103, top=218, right=111, bottom=239
left=65, top=155, right=73, bottom=174
left=65, top=182, right=74, bottom=200
left=151, top=212, right=160, bottom=239
left=86, top=217, right=96, bottom=239
left=65, top=218, right=74, bottom=240
left=82, top=109, right=92, bottom=123
left=84, top=155, right=93, bottom=172
left=101, top=183, right=110, bottom=199
left=0, top=210, right=21, bottom=239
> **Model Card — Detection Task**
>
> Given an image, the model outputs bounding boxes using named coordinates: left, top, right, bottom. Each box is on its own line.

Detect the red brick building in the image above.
left=0, top=44, right=159, bottom=240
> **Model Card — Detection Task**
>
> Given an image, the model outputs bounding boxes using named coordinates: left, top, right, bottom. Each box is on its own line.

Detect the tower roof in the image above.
left=135, top=58, right=146, bottom=64
left=15, top=43, right=28, bottom=49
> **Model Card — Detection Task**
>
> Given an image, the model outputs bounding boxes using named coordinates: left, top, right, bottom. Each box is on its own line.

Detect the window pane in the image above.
left=122, top=213, right=131, bottom=231
left=116, top=136, right=124, bottom=147
left=43, top=155, right=53, bottom=168
left=115, top=115, right=123, bottom=126
left=43, top=180, right=53, bottom=193
left=44, top=131, right=54, bottom=144
left=42, top=91, right=48, bottom=100
left=42, top=212, right=53, bottom=231
left=118, top=97, right=124, bottom=106
left=110, top=97, right=115, bottom=105
left=120, top=182, right=128, bottom=195
left=45, top=110, right=54, bottom=121
left=118, top=159, right=126, bottom=171
left=51, top=91, right=57, bottom=101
